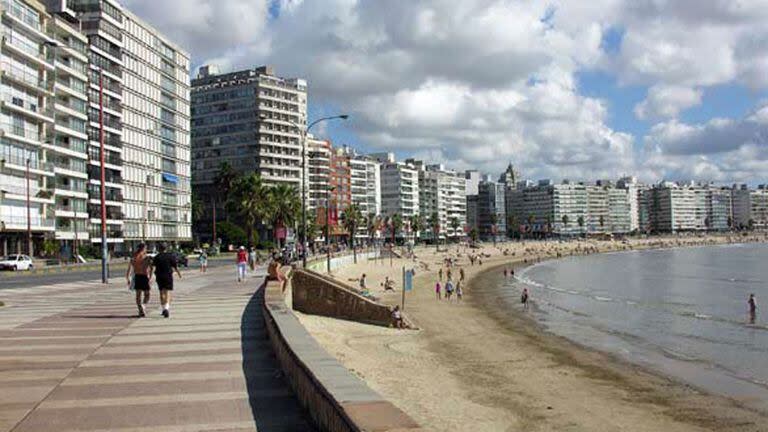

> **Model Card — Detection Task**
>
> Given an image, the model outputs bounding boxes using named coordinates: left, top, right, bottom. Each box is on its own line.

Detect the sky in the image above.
left=123, top=0, right=768, bottom=184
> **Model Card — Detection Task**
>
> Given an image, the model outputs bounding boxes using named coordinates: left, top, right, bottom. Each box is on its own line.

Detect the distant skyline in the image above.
left=126, top=0, right=768, bottom=184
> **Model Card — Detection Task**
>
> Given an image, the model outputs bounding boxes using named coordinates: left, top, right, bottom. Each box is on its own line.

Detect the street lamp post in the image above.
left=98, top=67, right=108, bottom=284
left=25, top=158, right=31, bottom=256
left=326, top=186, right=336, bottom=273
left=284, top=115, right=348, bottom=268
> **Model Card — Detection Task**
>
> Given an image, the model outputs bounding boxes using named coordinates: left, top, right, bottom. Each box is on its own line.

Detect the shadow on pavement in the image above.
left=240, top=284, right=317, bottom=431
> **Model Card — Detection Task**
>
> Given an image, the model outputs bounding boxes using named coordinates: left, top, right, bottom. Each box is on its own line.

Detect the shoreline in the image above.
left=295, top=235, right=768, bottom=431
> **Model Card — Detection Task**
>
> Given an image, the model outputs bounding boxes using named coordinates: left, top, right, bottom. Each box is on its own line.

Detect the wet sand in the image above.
left=295, top=235, right=768, bottom=431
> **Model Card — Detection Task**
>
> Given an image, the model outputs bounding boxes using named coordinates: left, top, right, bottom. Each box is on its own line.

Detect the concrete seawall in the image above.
left=261, top=280, right=419, bottom=432
left=292, top=269, right=394, bottom=327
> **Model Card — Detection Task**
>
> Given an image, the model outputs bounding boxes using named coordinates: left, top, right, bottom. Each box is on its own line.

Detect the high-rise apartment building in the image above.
left=0, top=0, right=191, bottom=256
left=306, top=135, right=330, bottom=213
left=372, top=152, right=419, bottom=218
left=732, top=184, right=768, bottom=230
left=408, top=160, right=466, bottom=240
left=191, top=65, right=307, bottom=242
left=346, top=148, right=380, bottom=217
left=120, top=11, right=191, bottom=250
left=477, top=178, right=505, bottom=241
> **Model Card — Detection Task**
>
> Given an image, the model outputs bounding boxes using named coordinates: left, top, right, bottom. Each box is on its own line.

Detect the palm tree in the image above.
left=599, top=215, right=605, bottom=230
left=342, top=204, right=363, bottom=263
left=409, top=214, right=423, bottom=245
left=507, top=215, right=519, bottom=239
left=450, top=217, right=460, bottom=243
left=367, top=213, right=378, bottom=245
left=227, top=173, right=267, bottom=248
left=214, top=162, right=238, bottom=221
left=390, top=213, right=403, bottom=245
left=577, top=215, right=585, bottom=235
left=191, top=191, right=204, bottom=245
left=428, top=212, right=440, bottom=250
left=266, top=184, right=301, bottom=247
left=299, top=213, right=319, bottom=252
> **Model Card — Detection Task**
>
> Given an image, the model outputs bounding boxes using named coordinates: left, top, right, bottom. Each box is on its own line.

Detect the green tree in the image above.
left=599, top=215, right=605, bottom=230
left=450, top=217, right=460, bottom=242
left=527, top=213, right=536, bottom=239
left=216, top=221, right=247, bottom=248
left=409, top=214, right=423, bottom=245
left=507, top=215, right=519, bottom=239
left=214, top=162, right=238, bottom=221
left=577, top=215, right=585, bottom=234
left=266, top=184, right=301, bottom=247
left=469, top=228, right=479, bottom=243
left=428, top=212, right=440, bottom=250
left=226, top=173, right=267, bottom=247
left=342, top=204, right=363, bottom=263
left=390, top=213, right=403, bottom=245
left=490, top=213, right=498, bottom=246
left=367, top=213, right=379, bottom=244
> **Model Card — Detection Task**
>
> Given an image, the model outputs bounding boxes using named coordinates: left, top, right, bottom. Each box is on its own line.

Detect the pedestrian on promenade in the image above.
left=236, top=246, right=248, bottom=283
left=126, top=243, right=152, bottom=317
left=248, top=247, right=257, bottom=271
left=435, top=281, right=442, bottom=300
left=154, top=243, right=181, bottom=318
left=748, top=294, right=757, bottom=323
left=267, top=254, right=287, bottom=292
left=521, top=288, right=529, bottom=310
left=198, top=250, right=208, bottom=273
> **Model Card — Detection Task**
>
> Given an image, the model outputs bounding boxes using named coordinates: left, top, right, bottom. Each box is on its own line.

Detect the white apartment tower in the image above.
left=121, top=11, right=191, bottom=249
left=371, top=152, right=419, bottom=218
left=348, top=150, right=380, bottom=217
left=306, top=135, right=330, bottom=213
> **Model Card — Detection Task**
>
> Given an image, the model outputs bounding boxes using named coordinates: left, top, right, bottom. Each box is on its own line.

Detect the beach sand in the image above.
left=295, top=235, right=768, bottom=431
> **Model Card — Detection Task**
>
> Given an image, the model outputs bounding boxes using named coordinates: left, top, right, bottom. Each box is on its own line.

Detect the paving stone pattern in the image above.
left=0, top=268, right=315, bottom=432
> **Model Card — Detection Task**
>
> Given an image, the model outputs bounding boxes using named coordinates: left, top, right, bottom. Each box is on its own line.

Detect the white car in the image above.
left=0, top=254, right=34, bottom=271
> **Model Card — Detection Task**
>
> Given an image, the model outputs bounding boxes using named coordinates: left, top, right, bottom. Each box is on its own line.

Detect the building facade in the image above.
left=476, top=178, right=505, bottom=241
left=372, top=153, right=419, bottom=218
left=191, top=65, right=307, bottom=243
left=348, top=151, right=380, bottom=217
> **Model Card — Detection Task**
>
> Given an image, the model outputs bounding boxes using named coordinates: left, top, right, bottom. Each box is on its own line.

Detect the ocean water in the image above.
left=501, top=243, right=768, bottom=410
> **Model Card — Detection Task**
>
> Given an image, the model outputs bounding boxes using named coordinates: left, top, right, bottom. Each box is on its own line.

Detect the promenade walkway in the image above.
left=0, top=267, right=315, bottom=431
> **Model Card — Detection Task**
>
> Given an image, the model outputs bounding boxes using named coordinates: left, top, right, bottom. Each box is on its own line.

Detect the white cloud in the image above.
left=124, top=0, right=768, bottom=183
left=634, top=85, right=702, bottom=120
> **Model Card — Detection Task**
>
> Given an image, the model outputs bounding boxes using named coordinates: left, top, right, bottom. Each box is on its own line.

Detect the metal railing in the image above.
left=0, top=215, right=54, bottom=228
left=0, top=61, right=44, bottom=87
left=0, top=120, right=41, bottom=141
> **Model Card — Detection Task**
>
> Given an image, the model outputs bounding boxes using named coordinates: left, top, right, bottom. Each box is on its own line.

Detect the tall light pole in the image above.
left=26, top=158, right=31, bottom=256
left=98, top=67, right=108, bottom=283
left=326, top=186, right=336, bottom=273
left=285, top=115, right=348, bottom=268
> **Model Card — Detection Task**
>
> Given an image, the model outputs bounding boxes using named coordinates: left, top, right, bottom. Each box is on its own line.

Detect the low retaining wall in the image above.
left=292, top=269, right=393, bottom=327
left=261, top=281, right=419, bottom=432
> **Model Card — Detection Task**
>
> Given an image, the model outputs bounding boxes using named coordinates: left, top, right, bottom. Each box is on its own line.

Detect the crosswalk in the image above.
left=0, top=269, right=315, bottom=431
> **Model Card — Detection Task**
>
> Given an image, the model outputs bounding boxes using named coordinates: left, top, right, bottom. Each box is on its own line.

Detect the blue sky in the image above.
left=128, top=0, right=768, bottom=183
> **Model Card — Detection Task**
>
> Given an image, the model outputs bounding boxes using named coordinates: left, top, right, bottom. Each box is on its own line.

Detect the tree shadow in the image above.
left=241, top=284, right=317, bottom=431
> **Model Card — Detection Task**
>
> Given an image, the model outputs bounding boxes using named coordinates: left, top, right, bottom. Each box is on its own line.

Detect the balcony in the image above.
left=0, top=153, right=53, bottom=171
left=0, top=61, right=46, bottom=91
left=1, top=0, right=42, bottom=32
left=55, top=182, right=86, bottom=193
left=53, top=138, right=87, bottom=153
left=0, top=120, right=42, bottom=142
left=0, top=215, right=55, bottom=230
left=88, top=190, right=123, bottom=201
left=88, top=151, right=121, bottom=166
left=89, top=208, right=123, bottom=220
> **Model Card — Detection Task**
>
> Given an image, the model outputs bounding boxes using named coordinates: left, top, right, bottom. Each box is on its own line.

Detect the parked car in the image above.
left=0, top=254, right=34, bottom=271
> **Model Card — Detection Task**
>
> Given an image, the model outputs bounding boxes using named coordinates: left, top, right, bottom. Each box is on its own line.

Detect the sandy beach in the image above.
left=294, top=235, right=768, bottom=431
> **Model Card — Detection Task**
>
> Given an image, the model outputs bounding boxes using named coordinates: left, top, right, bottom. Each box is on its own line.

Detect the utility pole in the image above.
left=212, top=197, right=217, bottom=250
left=99, top=69, right=108, bottom=283
left=326, top=186, right=335, bottom=273
left=25, top=158, right=31, bottom=256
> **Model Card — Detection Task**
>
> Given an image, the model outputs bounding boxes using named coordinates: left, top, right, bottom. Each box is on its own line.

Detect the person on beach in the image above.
left=153, top=243, right=181, bottom=318
left=198, top=249, right=208, bottom=273
left=459, top=267, right=465, bottom=282
left=456, top=281, right=463, bottom=302
left=359, top=273, right=367, bottom=290
left=445, top=279, right=454, bottom=301
left=503, top=268, right=508, bottom=278
left=236, top=246, right=248, bottom=282
left=748, top=294, right=757, bottom=323
left=447, top=268, right=452, bottom=281
left=126, top=243, right=152, bottom=317
left=383, top=276, right=395, bottom=291
left=521, top=288, right=529, bottom=310
left=435, top=281, right=442, bottom=300
left=438, top=268, right=444, bottom=281
left=392, top=305, right=404, bottom=329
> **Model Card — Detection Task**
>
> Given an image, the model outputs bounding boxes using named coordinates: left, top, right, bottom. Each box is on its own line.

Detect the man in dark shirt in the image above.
left=154, top=243, right=182, bottom=318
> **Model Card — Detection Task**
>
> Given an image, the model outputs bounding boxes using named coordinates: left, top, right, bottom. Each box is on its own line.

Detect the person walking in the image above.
left=248, top=247, right=257, bottom=271
left=198, top=249, right=208, bottom=273
left=435, top=281, right=442, bottom=300
left=445, top=279, right=454, bottom=301
left=438, top=268, right=443, bottom=281
left=748, top=294, right=757, bottom=323
left=236, top=246, right=248, bottom=283
left=459, top=267, right=465, bottom=282
left=126, top=243, right=152, bottom=317
left=521, top=287, right=530, bottom=310
left=153, top=243, right=181, bottom=318
left=456, top=280, right=463, bottom=302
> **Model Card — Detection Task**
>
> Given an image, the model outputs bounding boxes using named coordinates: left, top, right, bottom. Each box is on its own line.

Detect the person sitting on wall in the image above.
left=267, top=255, right=287, bottom=293
left=392, top=305, right=404, bottom=329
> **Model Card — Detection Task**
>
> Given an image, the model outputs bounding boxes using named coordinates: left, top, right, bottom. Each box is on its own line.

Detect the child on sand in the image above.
left=435, top=281, right=442, bottom=300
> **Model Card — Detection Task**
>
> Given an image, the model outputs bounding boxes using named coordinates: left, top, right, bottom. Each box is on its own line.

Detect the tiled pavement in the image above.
left=0, top=268, right=316, bottom=432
